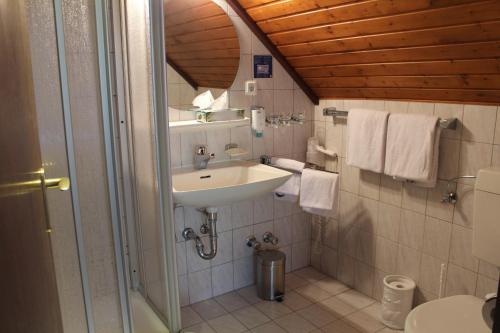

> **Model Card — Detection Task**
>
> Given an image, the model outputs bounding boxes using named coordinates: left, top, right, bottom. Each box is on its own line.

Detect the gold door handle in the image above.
left=40, top=172, right=71, bottom=233
left=44, top=177, right=70, bottom=191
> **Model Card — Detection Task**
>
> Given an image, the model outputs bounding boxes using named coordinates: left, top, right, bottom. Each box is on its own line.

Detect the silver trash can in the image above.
left=255, top=250, right=286, bottom=301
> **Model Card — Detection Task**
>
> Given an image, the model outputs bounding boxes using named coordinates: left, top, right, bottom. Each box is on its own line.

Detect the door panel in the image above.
left=0, top=1, right=64, bottom=332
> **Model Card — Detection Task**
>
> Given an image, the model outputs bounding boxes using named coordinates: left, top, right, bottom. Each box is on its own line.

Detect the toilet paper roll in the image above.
left=381, top=275, right=416, bottom=330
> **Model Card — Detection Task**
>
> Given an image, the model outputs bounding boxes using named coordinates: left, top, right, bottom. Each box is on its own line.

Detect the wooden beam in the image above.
left=226, top=0, right=319, bottom=105
left=166, top=56, right=198, bottom=90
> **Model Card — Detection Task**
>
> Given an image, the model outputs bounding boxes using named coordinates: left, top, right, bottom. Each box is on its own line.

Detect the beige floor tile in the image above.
left=345, top=310, right=384, bottom=333
left=297, top=303, right=339, bottom=328
left=296, top=284, right=332, bottom=302
left=274, top=313, right=317, bottom=333
left=184, top=322, right=216, bottom=333
left=283, top=290, right=313, bottom=310
left=314, top=278, right=350, bottom=295
left=191, top=299, right=228, bottom=321
left=285, top=273, right=309, bottom=290
left=360, top=303, right=382, bottom=321
left=375, top=327, right=402, bottom=332
left=232, top=305, right=271, bottom=329
left=294, top=267, right=328, bottom=283
left=251, top=322, right=287, bottom=333
left=254, top=300, right=293, bottom=319
left=207, top=314, right=247, bottom=333
left=237, top=286, right=262, bottom=305
left=336, top=290, right=375, bottom=309
left=321, top=320, right=361, bottom=333
left=182, top=306, right=203, bottom=328
left=320, top=297, right=357, bottom=317
left=215, top=292, right=250, bottom=312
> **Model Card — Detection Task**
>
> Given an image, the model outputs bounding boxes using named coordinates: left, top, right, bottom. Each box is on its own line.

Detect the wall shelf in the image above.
left=169, top=117, right=250, bottom=133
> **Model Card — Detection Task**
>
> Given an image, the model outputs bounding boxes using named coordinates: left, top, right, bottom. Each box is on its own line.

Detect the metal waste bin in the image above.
left=255, top=249, right=286, bottom=301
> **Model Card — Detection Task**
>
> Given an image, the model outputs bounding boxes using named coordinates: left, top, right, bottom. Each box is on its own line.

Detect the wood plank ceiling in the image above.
left=164, top=0, right=240, bottom=89
left=235, top=0, right=500, bottom=104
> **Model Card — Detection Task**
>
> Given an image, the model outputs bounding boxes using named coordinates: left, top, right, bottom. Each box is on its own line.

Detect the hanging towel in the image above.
left=274, top=174, right=301, bottom=202
left=300, top=168, right=339, bottom=217
left=384, top=113, right=441, bottom=188
left=346, top=108, right=390, bottom=173
left=271, top=157, right=305, bottom=173
left=271, top=158, right=304, bottom=202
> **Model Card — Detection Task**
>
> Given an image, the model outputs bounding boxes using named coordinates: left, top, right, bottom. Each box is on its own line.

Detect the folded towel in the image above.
left=210, top=91, right=228, bottom=110
left=274, top=173, right=301, bottom=202
left=300, top=169, right=339, bottom=217
left=271, top=157, right=305, bottom=173
left=346, top=108, right=390, bottom=173
left=384, top=113, right=441, bottom=188
left=192, top=90, right=214, bottom=109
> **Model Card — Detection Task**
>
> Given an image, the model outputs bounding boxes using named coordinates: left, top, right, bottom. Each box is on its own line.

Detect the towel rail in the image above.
left=323, top=107, right=458, bottom=130
left=260, top=155, right=338, bottom=174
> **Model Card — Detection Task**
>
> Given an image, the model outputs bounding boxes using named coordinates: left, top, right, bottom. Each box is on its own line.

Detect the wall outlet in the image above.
left=245, top=80, right=257, bottom=96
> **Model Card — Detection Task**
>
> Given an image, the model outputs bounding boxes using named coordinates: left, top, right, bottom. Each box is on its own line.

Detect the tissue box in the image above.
left=195, top=108, right=245, bottom=123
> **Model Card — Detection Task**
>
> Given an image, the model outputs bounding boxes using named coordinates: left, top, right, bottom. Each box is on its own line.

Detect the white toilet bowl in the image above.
left=404, top=295, right=490, bottom=333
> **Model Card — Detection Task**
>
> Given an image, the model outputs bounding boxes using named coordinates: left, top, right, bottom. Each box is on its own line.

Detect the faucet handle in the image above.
left=195, top=144, right=208, bottom=155
left=263, top=231, right=279, bottom=245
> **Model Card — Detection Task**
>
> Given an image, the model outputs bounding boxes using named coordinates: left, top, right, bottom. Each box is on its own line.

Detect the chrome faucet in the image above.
left=194, top=144, right=215, bottom=169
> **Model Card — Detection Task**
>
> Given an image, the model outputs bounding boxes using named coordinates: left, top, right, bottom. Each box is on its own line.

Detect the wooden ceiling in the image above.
left=164, top=0, right=240, bottom=89
left=233, top=0, right=500, bottom=104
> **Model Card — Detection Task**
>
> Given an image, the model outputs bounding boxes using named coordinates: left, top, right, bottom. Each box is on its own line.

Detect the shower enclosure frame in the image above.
left=101, top=0, right=182, bottom=331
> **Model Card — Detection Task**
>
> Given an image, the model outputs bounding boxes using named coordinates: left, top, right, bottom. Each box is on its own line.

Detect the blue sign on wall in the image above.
left=254, top=55, right=273, bottom=78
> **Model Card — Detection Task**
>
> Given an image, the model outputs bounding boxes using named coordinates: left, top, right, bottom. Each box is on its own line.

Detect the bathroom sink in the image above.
left=172, top=160, right=292, bottom=207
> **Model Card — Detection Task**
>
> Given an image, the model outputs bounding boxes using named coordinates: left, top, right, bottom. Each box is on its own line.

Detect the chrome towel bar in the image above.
left=323, top=107, right=458, bottom=130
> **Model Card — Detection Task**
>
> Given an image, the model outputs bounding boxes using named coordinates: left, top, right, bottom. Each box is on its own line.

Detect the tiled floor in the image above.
left=181, top=266, right=402, bottom=333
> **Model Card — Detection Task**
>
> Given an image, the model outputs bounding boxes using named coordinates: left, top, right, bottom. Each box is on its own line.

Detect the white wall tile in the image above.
left=462, top=104, right=497, bottom=143
left=253, top=193, right=274, bottom=223
left=232, top=226, right=253, bottom=259
left=274, top=216, right=293, bottom=246
left=188, top=269, right=213, bottom=303
left=232, top=200, right=254, bottom=228
left=407, top=102, right=434, bottom=115
left=234, top=256, right=254, bottom=289
left=212, top=231, right=233, bottom=266
left=212, top=263, right=234, bottom=296
left=445, top=264, right=477, bottom=297
left=422, top=216, right=452, bottom=261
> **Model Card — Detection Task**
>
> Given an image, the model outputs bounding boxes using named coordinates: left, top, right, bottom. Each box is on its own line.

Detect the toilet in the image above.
left=404, top=168, right=500, bottom=333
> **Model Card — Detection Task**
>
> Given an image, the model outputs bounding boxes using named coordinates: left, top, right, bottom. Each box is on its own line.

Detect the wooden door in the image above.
left=0, top=1, right=64, bottom=332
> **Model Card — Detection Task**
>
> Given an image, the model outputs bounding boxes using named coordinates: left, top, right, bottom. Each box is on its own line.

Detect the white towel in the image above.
left=346, top=108, right=390, bottom=173
left=300, top=169, right=339, bottom=217
left=384, top=113, right=441, bottom=188
left=210, top=91, right=228, bottom=110
left=274, top=174, right=301, bottom=202
left=271, top=158, right=304, bottom=202
left=271, top=157, right=305, bottom=173
left=192, top=90, right=214, bottom=109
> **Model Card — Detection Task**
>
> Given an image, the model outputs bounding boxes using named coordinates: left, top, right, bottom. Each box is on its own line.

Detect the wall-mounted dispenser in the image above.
left=252, top=106, right=265, bottom=138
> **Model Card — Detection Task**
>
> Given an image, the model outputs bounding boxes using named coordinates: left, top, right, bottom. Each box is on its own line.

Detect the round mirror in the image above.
left=164, top=0, right=240, bottom=90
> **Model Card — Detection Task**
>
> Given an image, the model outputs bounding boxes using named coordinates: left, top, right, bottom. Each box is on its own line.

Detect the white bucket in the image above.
left=381, top=275, right=416, bottom=329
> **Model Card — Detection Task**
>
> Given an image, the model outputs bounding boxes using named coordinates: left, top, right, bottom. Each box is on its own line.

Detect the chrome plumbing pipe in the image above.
left=182, top=209, right=218, bottom=260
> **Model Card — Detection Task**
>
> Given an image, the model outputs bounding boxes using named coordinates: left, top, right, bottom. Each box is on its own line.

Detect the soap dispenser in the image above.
left=251, top=106, right=265, bottom=138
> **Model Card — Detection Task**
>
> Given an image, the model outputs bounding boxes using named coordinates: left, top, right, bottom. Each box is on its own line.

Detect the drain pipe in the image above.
left=182, top=208, right=218, bottom=260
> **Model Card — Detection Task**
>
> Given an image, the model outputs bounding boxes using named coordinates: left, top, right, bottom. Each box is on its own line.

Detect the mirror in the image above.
left=164, top=0, right=240, bottom=92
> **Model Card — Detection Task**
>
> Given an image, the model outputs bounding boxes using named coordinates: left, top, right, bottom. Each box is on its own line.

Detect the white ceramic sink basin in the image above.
left=172, top=160, right=292, bottom=208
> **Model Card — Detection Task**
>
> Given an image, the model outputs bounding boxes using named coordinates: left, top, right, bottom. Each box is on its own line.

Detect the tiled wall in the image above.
left=168, top=0, right=315, bottom=305
left=311, top=99, right=500, bottom=306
